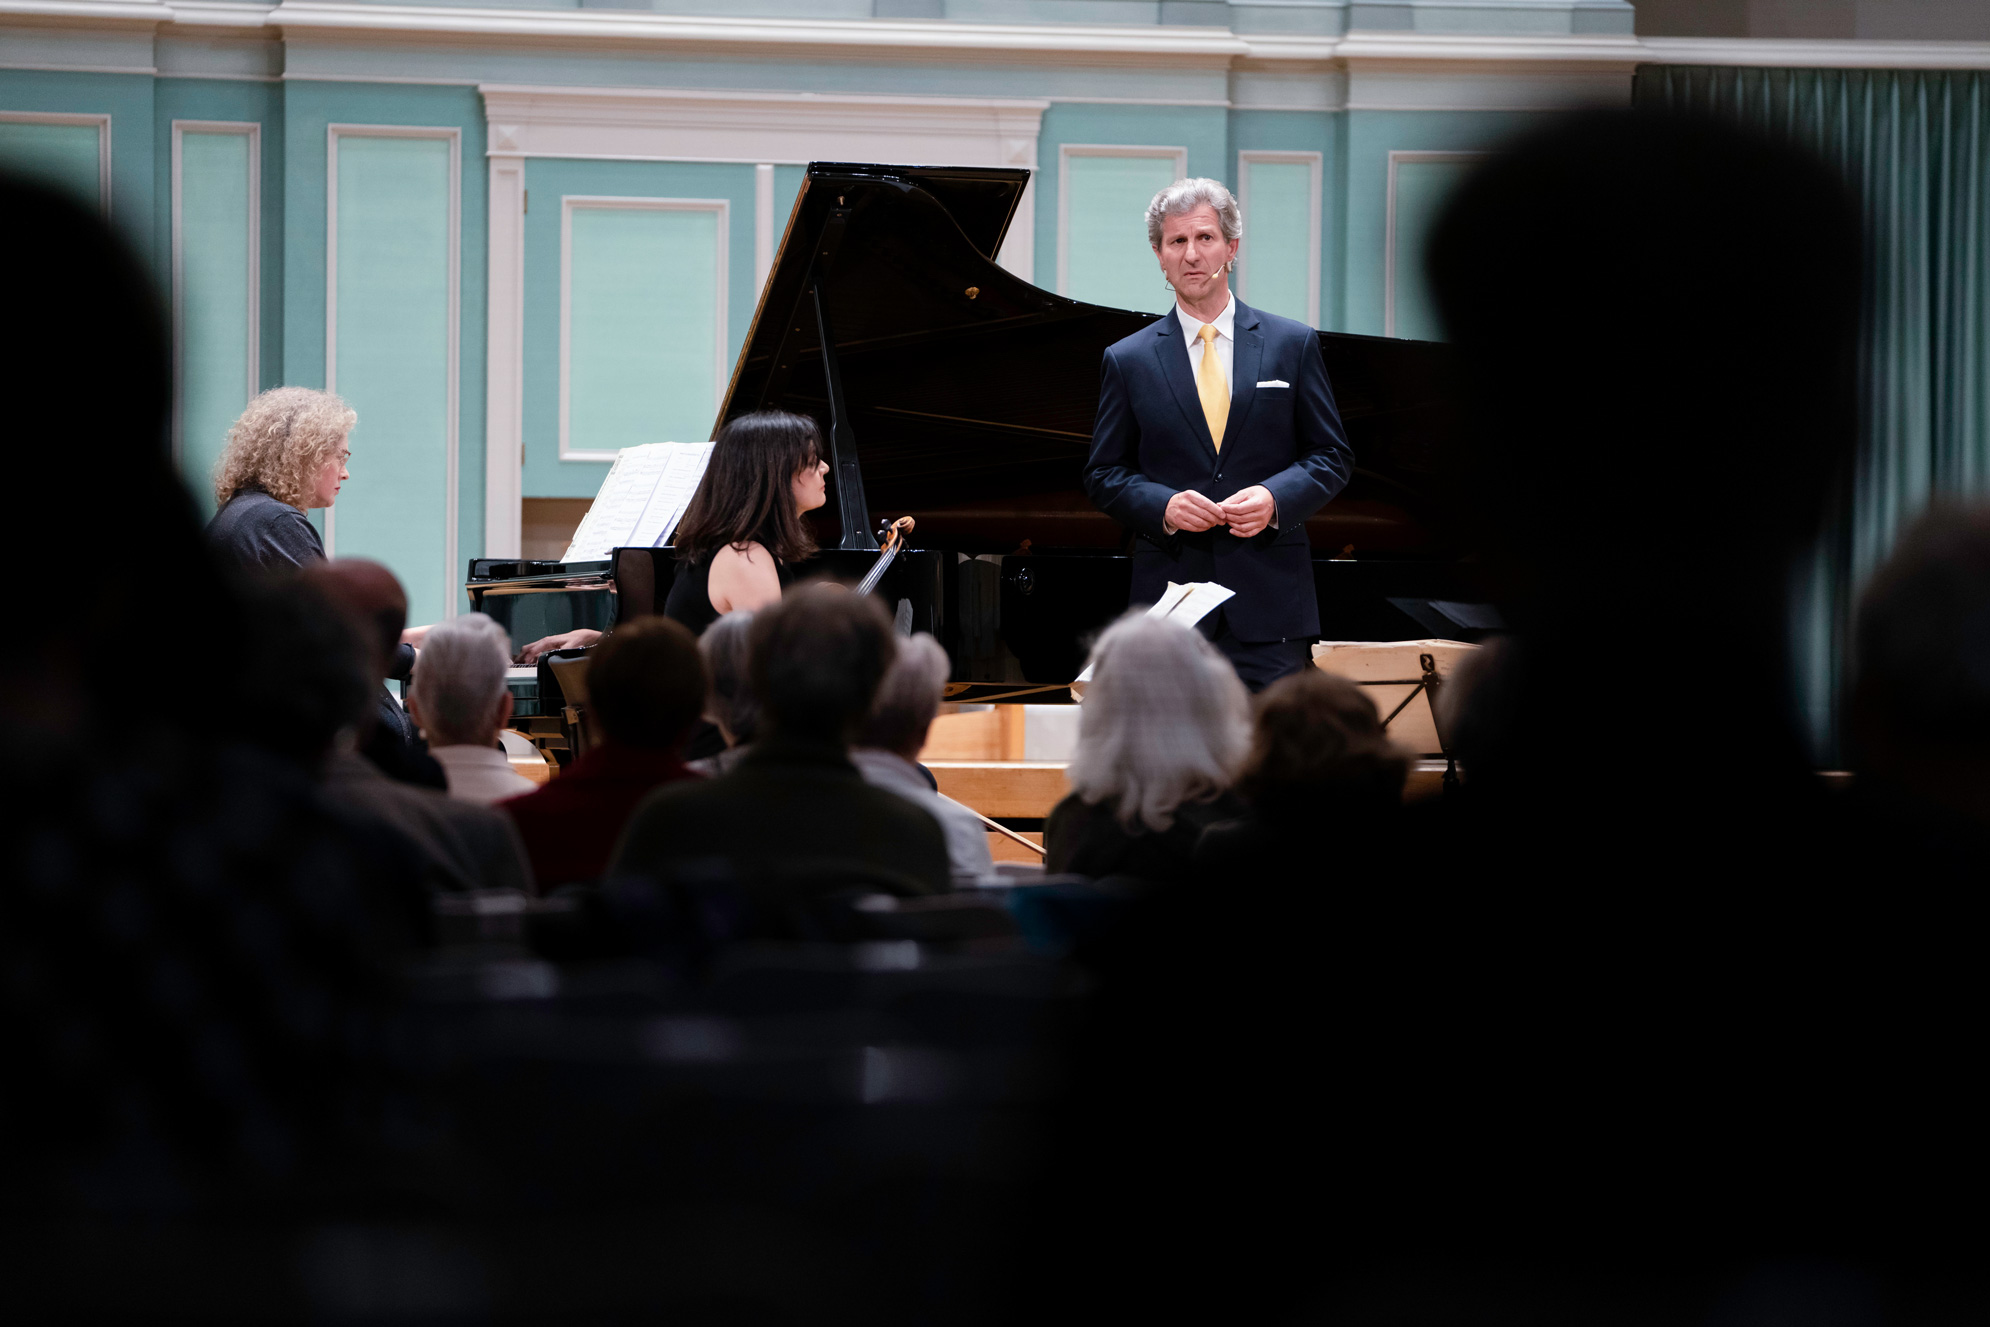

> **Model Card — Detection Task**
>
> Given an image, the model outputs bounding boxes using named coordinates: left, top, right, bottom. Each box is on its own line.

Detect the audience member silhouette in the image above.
left=1845, top=503, right=1990, bottom=861
left=504, top=616, right=705, bottom=888
left=0, top=173, right=451, bottom=1309
left=1034, top=113, right=1987, bottom=1326
left=301, top=567, right=535, bottom=897
left=409, top=613, right=536, bottom=804
left=609, top=584, right=949, bottom=930
left=302, top=556, right=447, bottom=788
left=1043, top=613, right=1248, bottom=885
left=851, top=633, right=999, bottom=885
left=1193, top=667, right=1407, bottom=872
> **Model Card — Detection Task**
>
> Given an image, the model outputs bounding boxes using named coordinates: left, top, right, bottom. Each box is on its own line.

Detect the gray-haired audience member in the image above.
left=687, top=609, right=759, bottom=777
left=610, top=584, right=950, bottom=911
left=1044, top=613, right=1250, bottom=884
left=410, top=612, right=536, bottom=804
left=1851, top=503, right=1990, bottom=845
left=852, top=633, right=999, bottom=885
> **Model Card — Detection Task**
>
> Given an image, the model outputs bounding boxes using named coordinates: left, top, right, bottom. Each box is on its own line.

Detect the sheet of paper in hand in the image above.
left=561, top=441, right=717, bottom=563
left=1070, top=580, right=1236, bottom=696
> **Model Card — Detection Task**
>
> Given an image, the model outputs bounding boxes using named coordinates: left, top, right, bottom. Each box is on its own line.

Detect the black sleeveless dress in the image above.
left=663, top=541, right=796, bottom=637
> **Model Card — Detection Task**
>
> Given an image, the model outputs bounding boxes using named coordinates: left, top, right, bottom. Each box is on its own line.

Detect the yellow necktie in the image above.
left=1196, top=323, right=1229, bottom=450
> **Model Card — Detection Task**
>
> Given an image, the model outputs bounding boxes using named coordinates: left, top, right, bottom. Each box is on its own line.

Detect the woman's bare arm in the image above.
left=708, top=541, right=783, bottom=614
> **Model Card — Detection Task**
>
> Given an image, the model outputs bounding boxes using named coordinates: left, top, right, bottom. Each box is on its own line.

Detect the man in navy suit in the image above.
left=1084, top=178, right=1354, bottom=689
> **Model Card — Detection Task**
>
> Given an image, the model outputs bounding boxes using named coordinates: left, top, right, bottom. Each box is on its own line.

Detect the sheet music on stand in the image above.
left=1070, top=581, right=1235, bottom=697
left=560, top=441, right=716, bottom=563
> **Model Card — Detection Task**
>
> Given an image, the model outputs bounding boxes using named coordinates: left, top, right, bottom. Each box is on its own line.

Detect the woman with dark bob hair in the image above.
left=664, top=409, right=828, bottom=635
left=515, top=409, right=829, bottom=662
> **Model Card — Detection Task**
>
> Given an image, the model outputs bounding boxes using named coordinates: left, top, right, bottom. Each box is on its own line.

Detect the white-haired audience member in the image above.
left=409, top=613, right=535, bottom=804
left=687, top=610, right=759, bottom=777
left=852, top=634, right=999, bottom=886
left=1044, top=613, right=1250, bottom=884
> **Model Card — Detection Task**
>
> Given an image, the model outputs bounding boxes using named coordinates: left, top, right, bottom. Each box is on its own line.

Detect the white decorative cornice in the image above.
left=1639, top=36, right=1990, bottom=70
left=0, top=0, right=173, bottom=24
left=8, top=1, right=1990, bottom=73
left=478, top=83, right=1049, bottom=162
left=268, top=2, right=1249, bottom=64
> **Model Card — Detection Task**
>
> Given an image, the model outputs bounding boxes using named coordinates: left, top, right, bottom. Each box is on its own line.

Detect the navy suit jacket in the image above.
left=1083, top=298, right=1354, bottom=641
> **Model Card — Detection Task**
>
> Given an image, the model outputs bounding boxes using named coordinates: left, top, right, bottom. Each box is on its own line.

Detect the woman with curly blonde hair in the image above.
left=206, top=387, right=356, bottom=574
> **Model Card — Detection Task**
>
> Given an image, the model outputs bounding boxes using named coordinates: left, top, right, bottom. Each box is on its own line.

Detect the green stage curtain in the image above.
left=1633, top=67, right=1990, bottom=762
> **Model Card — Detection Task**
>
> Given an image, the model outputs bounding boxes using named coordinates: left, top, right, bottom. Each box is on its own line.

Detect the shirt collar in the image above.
left=1175, top=294, right=1234, bottom=342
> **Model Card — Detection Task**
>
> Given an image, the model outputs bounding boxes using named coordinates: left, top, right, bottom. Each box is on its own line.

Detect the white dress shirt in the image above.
left=1176, top=295, right=1234, bottom=391
left=431, top=743, right=538, bottom=805
left=1164, top=292, right=1275, bottom=531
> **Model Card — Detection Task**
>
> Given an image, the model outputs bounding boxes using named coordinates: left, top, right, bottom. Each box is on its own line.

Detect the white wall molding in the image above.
left=484, top=151, right=524, bottom=559
left=0, top=110, right=111, bottom=214
left=170, top=117, right=260, bottom=465
left=479, top=85, right=1042, bottom=279
left=558, top=194, right=729, bottom=464
left=15, top=2, right=1990, bottom=76
left=1237, top=149, right=1321, bottom=328
left=753, top=162, right=774, bottom=297
left=1639, top=36, right=1990, bottom=70
left=324, top=122, right=461, bottom=615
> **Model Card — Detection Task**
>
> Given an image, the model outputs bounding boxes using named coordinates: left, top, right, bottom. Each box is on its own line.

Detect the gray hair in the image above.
left=858, top=633, right=950, bottom=757
left=409, top=612, right=512, bottom=747
left=1146, top=177, right=1242, bottom=272
left=1068, top=612, right=1250, bottom=832
left=699, top=610, right=759, bottom=745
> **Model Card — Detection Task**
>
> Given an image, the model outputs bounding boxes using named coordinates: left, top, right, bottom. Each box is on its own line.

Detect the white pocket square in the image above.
left=1256, top=379, right=1290, bottom=388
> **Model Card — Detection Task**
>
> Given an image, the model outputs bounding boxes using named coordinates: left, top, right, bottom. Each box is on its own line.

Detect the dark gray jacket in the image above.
left=207, top=486, right=324, bottom=574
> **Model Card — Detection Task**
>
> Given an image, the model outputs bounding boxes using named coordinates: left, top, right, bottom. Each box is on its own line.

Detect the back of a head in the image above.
left=699, top=611, right=760, bottom=743
left=410, top=613, right=512, bottom=747
left=858, top=634, right=950, bottom=757
left=1427, top=114, right=1861, bottom=604
left=748, top=585, right=896, bottom=744
left=236, top=580, right=374, bottom=767
left=301, top=559, right=408, bottom=684
left=1240, top=670, right=1408, bottom=814
left=1854, top=504, right=1990, bottom=769
left=1070, top=614, right=1250, bottom=831
left=585, top=617, right=706, bottom=750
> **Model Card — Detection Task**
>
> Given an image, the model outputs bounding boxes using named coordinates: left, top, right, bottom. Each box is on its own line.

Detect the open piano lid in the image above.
left=719, top=161, right=1472, bottom=559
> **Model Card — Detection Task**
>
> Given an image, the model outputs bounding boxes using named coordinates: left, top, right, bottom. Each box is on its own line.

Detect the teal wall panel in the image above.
left=1343, top=109, right=1543, bottom=337
left=1234, top=109, right=1338, bottom=328
left=520, top=158, right=757, bottom=498
left=0, top=118, right=103, bottom=209
left=1238, top=157, right=1315, bottom=325
left=1386, top=155, right=1477, bottom=341
left=330, top=132, right=456, bottom=627
left=1035, top=102, right=1228, bottom=307
left=282, top=82, right=485, bottom=598
left=0, top=70, right=154, bottom=254
left=566, top=203, right=724, bottom=456
left=1063, top=152, right=1181, bottom=313
left=175, top=127, right=256, bottom=517
left=155, top=79, right=285, bottom=401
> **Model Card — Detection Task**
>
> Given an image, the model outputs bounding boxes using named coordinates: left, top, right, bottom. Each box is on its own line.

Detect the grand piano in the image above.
left=470, top=161, right=1490, bottom=707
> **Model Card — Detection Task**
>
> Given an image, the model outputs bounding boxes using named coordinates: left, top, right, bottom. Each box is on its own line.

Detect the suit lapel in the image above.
left=1225, top=300, right=1264, bottom=449
left=1151, top=314, right=1218, bottom=458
